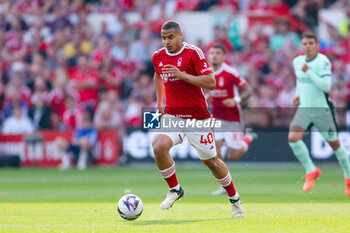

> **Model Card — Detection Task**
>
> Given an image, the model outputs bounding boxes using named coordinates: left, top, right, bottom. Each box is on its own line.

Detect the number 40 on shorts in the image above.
left=200, top=132, right=214, bottom=145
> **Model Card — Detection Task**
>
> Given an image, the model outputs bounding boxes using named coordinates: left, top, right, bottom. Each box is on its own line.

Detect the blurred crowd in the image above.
left=0, top=0, right=349, bottom=136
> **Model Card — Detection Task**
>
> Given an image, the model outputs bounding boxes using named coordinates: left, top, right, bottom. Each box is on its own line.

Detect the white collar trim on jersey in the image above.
left=165, top=42, right=186, bottom=56
left=214, top=63, right=227, bottom=75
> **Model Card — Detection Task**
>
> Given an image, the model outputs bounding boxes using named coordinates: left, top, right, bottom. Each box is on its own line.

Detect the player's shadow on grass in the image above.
left=128, top=218, right=228, bottom=226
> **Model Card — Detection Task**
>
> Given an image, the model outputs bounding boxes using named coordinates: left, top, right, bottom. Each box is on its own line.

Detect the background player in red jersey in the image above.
left=152, top=20, right=244, bottom=219
left=208, top=44, right=257, bottom=195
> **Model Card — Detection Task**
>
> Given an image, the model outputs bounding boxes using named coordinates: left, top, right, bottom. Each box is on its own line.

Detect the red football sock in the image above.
left=216, top=173, right=237, bottom=197
left=243, top=135, right=251, bottom=147
left=159, top=163, right=179, bottom=189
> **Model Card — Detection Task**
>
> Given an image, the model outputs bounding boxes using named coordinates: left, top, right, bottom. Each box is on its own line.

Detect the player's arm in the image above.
left=162, top=64, right=216, bottom=90
left=222, top=83, right=252, bottom=107
left=302, top=63, right=332, bottom=93
left=154, top=72, right=165, bottom=109
left=292, top=59, right=300, bottom=106
left=239, top=83, right=253, bottom=103
left=292, top=81, right=300, bottom=107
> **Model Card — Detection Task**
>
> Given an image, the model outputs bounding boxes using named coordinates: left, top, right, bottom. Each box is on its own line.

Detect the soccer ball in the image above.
left=117, top=194, right=143, bottom=220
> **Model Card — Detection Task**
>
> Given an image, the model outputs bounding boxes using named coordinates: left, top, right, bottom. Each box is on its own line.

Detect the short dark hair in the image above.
left=211, top=44, right=226, bottom=54
left=302, top=33, right=318, bottom=42
left=162, top=20, right=181, bottom=33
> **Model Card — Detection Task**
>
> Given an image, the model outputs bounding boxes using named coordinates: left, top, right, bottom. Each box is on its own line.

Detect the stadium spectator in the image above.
left=129, top=29, right=160, bottom=63
left=69, top=55, right=99, bottom=109
left=119, top=16, right=137, bottom=45
left=206, top=25, right=233, bottom=53
left=0, top=79, right=5, bottom=112
left=265, top=0, right=290, bottom=15
left=93, top=100, right=122, bottom=130
left=61, top=94, right=83, bottom=130
left=197, top=0, right=219, bottom=11
left=28, top=91, right=52, bottom=130
left=56, top=113, right=98, bottom=170
left=210, top=0, right=239, bottom=11
left=110, top=34, right=125, bottom=60
left=248, top=0, right=267, bottom=11
left=291, top=0, right=319, bottom=30
left=3, top=85, right=28, bottom=119
left=48, top=6, right=73, bottom=32
left=269, top=19, right=300, bottom=51
left=176, top=0, right=200, bottom=11
left=99, top=56, right=122, bottom=94
left=2, top=104, right=34, bottom=134
left=47, top=68, right=68, bottom=126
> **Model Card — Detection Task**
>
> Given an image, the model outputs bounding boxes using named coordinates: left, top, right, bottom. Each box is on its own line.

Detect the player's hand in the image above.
left=157, top=103, right=164, bottom=114
left=162, top=65, right=183, bottom=79
left=292, top=96, right=300, bottom=107
left=301, top=63, right=309, bottom=72
left=222, top=98, right=236, bottom=107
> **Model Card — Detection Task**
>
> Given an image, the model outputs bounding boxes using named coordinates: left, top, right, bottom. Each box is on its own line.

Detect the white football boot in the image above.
left=230, top=198, right=244, bottom=219
left=160, top=187, right=184, bottom=210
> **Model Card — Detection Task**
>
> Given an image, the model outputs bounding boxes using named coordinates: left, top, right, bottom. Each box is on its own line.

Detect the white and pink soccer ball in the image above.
left=117, top=194, right=143, bottom=220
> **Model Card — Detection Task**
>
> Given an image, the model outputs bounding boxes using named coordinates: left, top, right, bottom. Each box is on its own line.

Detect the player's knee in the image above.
left=55, top=137, right=68, bottom=151
left=152, top=137, right=172, bottom=155
left=226, top=150, right=241, bottom=161
left=328, top=140, right=340, bottom=151
left=288, top=133, right=300, bottom=143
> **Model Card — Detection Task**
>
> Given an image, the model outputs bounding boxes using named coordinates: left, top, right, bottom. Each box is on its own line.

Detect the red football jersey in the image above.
left=70, top=67, right=99, bottom=108
left=210, top=63, right=247, bottom=122
left=152, top=42, right=213, bottom=119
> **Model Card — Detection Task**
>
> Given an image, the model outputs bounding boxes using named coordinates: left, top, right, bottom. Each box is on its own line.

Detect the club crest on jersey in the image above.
left=177, top=57, right=182, bottom=66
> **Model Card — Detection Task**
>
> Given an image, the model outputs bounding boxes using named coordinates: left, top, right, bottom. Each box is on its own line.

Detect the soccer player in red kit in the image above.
left=208, top=44, right=257, bottom=195
left=152, top=20, right=244, bottom=219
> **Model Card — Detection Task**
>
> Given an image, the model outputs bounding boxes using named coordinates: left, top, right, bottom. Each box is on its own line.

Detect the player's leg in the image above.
left=288, top=125, right=315, bottom=172
left=215, top=138, right=225, bottom=160
left=327, top=139, right=350, bottom=195
left=211, top=138, right=227, bottom=195
left=202, top=156, right=243, bottom=218
left=152, top=132, right=184, bottom=209
left=187, top=131, right=243, bottom=218
left=317, top=107, right=350, bottom=196
left=289, top=108, right=322, bottom=191
left=330, top=140, right=350, bottom=197
left=289, top=108, right=318, bottom=171
left=224, top=123, right=257, bottom=161
left=211, top=132, right=247, bottom=196
left=55, top=137, right=71, bottom=170
left=288, top=125, right=321, bottom=191
left=225, top=133, right=250, bottom=161
left=77, top=138, right=91, bottom=170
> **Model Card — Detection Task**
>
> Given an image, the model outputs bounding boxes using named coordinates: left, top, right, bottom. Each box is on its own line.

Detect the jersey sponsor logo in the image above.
left=177, top=57, right=182, bottom=67
left=159, top=62, right=163, bottom=67
left=210, top=89, right=228, bottom=97
left=160, top=73, right=180, bottom=82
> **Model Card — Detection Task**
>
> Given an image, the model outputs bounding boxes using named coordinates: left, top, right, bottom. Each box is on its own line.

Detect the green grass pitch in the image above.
left=0, top=164, right=349, bottom=233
